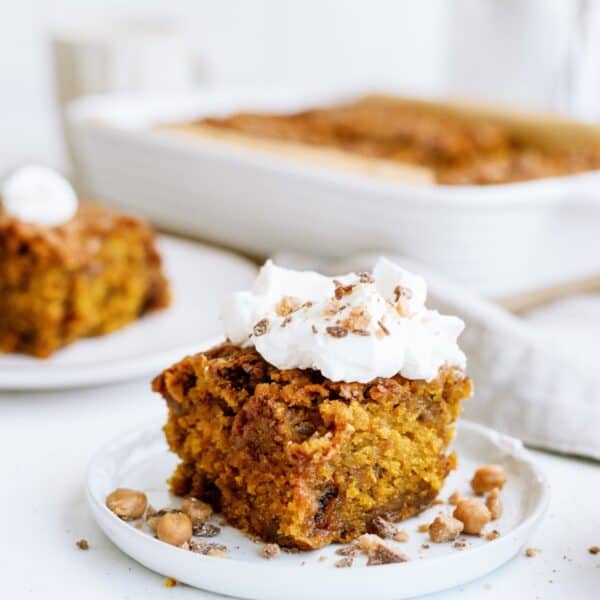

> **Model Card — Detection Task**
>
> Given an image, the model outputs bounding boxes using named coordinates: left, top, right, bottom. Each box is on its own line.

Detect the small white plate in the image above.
left=87, top=420, right=549, bottom=600
left=0, top=236, right=256, bottom=390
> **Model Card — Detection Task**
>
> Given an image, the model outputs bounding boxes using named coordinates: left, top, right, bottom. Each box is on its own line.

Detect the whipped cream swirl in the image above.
left=1, top=165, right=78, bottom=226
left=222, top=257, right=466, bottom=383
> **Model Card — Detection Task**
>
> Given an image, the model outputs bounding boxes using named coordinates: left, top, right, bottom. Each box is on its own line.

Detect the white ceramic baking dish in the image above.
left=68, top=87, right=600, bottom=298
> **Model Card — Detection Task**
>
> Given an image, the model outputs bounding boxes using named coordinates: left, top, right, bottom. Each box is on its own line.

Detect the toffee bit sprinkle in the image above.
left=260, top=543, right=281, bottom=559
left=358, top=271, right=375, bottom=284
left=485, top=529, right=500, bottom=541
left=326, top=326, right=348, bottom=338
left=275, top=296, right=302, bottom=317
left=393, top=285, right=413, bottom=302
left=377, top=320, right=390, bottom=336
left=589, top=546, right=600, bottom=555
left=164, top=577, right=177, bottom=588
left=334, top=284, right=355, bottom=300
left=192, top=522, right=221, bottom=537
left=75, top=539, right=89, bottom=550
left=335, top=557, right=353, bottom=568
left=525, top=547, right=540, bottom=558
left=252, top=318, right=269, bottom=337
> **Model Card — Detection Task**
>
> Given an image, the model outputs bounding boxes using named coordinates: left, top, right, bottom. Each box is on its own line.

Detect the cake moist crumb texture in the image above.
left=153, top=343, right=472, bottom=550
left=0, top=202, right=170, bottom=357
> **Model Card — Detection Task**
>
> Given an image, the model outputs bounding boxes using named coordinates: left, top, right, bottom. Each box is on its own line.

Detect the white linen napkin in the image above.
left=274, top=251, right=600, bottom=461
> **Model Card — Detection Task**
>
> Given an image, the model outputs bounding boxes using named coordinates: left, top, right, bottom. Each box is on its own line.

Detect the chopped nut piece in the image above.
left=358, top=272, right=374, bottom=284
left=181, top=497, right=213, bottom=525
left=485, top=529, right=501, bottom=541
left=275, top=296, right=302, bottom=317
left=448, top=491, right=463, bottom=506
left=105, top=488, right=148, bottom=521
left=252, top=318, right=269, bottom=337
left=471, top=465, right=507, bottom=495
left=377, top=320, right=390, bottom=336
left=164, top=577, right=177, bottom=588
left=453, top=499, right=492, bottom=535
left=193, top=522, right=221, bottom=537
left=155, top=512, right=193, bottom=546
left=589, top=546, right=600, bottom=555
left=485, top=488, right=503, bottom=520
left=311, top=325, right=318, bottom=334
left=335, top=557, right=353, bottom=568
left=428, top=514, right=464, bottom=543
left=357, top=534, right=409, bottom=566
left=75, top=539, right=89, bottom=550
left=525, top=547, right=540, bottom=558
left=454, top=539, right=467, bottom=550
left=146, top=508, right=177, bottom=530
left=421, top=543, right=430, bottom=549
left=260, top=543, right=281, bottom=559
left=417, top=524, right=429, bottom=533
left=393, top=529, right=409, bottom=543
left=326, top=325, right=348, bottom=338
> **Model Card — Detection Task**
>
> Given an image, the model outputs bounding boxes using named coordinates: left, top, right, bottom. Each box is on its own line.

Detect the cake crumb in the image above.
left=260, top=543, right=281, bottom=559
left=335, top=557, right=353, bottom=568
left=428, top=514, right=464, bottom=543
left=525, top=547, right=540, bottom=558
left=589, top=546, right=600, bottom=555
left=75, top=539, right=89, bottom=550
left=318, top=556, right=327, bottom=562
left=485, top=529, right=500, bottom=541
left=417, top=524, right=429, bottom=533
left=164, top=577, right=177, bottom=588
left=432, top=499, right=444, bottom=506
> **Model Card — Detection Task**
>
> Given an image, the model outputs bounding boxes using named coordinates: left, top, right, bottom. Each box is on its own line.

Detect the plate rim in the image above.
left=0, top=234, right=255, bottom=391
left=87, top=418, right=551, bottom=574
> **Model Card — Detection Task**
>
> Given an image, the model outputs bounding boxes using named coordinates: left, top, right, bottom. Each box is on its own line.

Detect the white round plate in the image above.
left=0, top=236, right=256, bottom=390
left=87, top=420, right=549, bottom=600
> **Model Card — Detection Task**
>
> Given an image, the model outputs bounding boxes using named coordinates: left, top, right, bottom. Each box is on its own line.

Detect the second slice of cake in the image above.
left=153, top=258, right=471, bottom=550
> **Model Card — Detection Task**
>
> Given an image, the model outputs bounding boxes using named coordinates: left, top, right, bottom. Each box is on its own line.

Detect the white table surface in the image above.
left=1, top=374, right=599, bottom=600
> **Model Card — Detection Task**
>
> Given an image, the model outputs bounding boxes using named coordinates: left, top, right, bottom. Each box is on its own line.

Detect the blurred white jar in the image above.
left=52, top=19, right=198, bottom=178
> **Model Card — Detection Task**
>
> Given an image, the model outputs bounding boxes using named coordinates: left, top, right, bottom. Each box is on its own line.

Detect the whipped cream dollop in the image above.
left=222, top=257, right=466, bottom=383
left=1, top=165, right=78, bottom=226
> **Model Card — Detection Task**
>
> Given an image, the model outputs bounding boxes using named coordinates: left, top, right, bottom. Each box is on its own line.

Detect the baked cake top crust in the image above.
left=0, top=201, right=161, bottom=268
